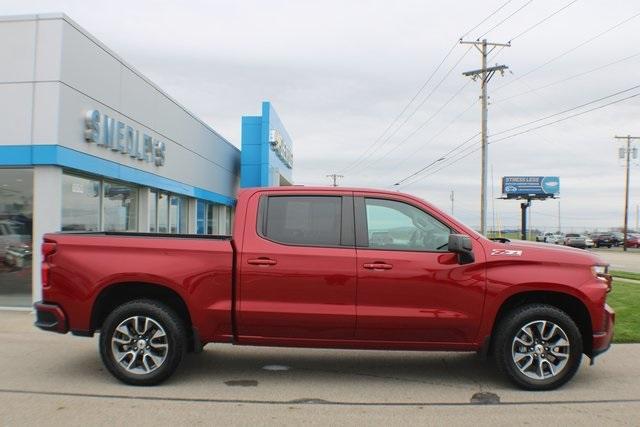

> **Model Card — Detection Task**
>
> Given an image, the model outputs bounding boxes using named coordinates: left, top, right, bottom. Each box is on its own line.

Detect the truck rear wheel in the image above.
left=493, top=304, right=583, bottom=390
left=99, top=299, right=186, bottom=386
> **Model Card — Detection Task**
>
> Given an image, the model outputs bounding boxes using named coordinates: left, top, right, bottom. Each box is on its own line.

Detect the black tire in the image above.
left=99, top=299, right=187, bottom=386
left=493, top=304, right=583, bottom=391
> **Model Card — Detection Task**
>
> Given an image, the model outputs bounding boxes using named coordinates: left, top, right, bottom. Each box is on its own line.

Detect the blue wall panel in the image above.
left=240, top=101, right=294, bottom=188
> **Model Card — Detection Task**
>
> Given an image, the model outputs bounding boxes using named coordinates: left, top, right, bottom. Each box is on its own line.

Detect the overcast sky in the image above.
left=3, top=0, right=639, bottom=231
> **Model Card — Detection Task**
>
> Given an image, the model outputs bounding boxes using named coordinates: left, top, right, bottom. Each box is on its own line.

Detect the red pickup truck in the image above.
left=35, top=187, right=614, bottom=390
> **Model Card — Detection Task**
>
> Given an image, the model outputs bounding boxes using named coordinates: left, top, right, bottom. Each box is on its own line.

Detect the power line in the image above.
left=395, top=86, right=640, bottom=187
left=337, top=40, right=460, bottom=174
left=391, top=96, right=479, bottom=170
left=490, top=83, right=640, bottom=139
left=375, top=45, right=507, bottom=174
left=477, top=0, right=534, bottom=40
left=340, top=0, right=529, bottom=175
left=496, top=10, right=640, bottom=92
left=490, top=91, right=640, bottom=144
left=460, top=0, right=515, bottom=39
left=393, top=156, right=445, bottom=187
left=386, top=46, right=509, bottom=172
left=509, top=0, right=580, bottom=41
left=360, top=38, right=514, bottom=184
left=494, top=50, right=640, bottom=104
left=343, top=46, right=473, bottom=174
left=360, top=80, right=474, bottom=172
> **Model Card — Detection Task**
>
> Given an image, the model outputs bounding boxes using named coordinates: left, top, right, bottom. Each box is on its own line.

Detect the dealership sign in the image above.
left=268, top=129, right=293, bottom=169
left=84, top=110, right=166, bottom=166
left=502, top=176, right=560, bottom=198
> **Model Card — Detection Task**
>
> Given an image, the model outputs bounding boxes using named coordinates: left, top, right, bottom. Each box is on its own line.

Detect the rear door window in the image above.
left=262, top=196, right=343, bottom=246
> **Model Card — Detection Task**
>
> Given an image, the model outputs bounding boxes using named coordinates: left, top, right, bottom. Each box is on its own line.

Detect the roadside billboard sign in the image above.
left=502, top=176, right=560, bottom=199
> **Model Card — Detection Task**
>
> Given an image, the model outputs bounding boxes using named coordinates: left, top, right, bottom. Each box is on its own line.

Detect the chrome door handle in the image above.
left=247, top=258, right=277, bottom=266
left=363, top=262, right=393, bottom=270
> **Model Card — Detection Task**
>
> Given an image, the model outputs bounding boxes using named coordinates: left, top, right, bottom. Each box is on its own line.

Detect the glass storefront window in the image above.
left=196, top=200, right=205, bottom=234
left=0, top=168, right=34, bottom=307
left=157, top=192, right=169, bottom=233
left=169, top=195, right=188, bottom=234
left=62, top=174, right=100, bottom=231
left=206, top=203, right=219, bottom=235
left=149, top=190, right=157, bottom=232
left=60, top=172, right=196, bottom=235
left=103, top=181, right=138, bottom=232
left=179, top=198, right=189, bottom=233
left=225, top=206, right=233, bottom=235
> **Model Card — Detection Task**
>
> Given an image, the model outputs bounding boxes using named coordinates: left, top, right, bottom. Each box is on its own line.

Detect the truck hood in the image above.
left=485, top=239, right=607, bottom=267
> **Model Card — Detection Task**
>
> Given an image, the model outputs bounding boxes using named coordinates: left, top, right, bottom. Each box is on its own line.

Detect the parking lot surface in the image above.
left=1, top=311, right=639, bottom=425
left=589, top=247, right=640, bottom=273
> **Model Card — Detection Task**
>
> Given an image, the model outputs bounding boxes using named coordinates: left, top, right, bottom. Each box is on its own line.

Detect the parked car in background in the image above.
left=536, top=232, right=551, bottom=242
left=610, top=232, right=624, bottom=247
left=591, top=233, right=614, bottom=248
left=564, top=233, right=588, bottom=249
left=624, top=233, right=640, bottom=248
left=585, top=236, right=595, bottom=249
left=547, top=233, right=564, bottom=244
left=536, top=232, right=563, bottom=244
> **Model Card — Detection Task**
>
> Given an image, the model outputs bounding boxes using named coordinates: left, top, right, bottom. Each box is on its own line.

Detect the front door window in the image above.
left=365, top=198, right=451, bottom=251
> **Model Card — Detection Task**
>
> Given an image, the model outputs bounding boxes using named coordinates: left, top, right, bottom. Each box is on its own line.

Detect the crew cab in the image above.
left=35, top=187, right=615, bottom=390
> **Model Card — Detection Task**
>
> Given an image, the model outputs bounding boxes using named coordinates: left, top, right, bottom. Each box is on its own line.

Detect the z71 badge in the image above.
left=491, top=249, right=523, bottom=256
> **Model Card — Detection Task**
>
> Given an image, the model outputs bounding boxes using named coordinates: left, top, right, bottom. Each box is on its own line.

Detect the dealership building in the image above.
left=0, top=14, right=294, bottom=307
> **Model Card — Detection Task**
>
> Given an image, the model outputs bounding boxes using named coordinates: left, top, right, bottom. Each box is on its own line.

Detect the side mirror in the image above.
left=448, top=234, right=474, bottom=265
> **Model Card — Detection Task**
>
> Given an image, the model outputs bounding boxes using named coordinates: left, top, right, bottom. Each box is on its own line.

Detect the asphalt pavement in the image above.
left=0, top=310, right=639, bottom=426
left=588, top=247, right=640, bottom=273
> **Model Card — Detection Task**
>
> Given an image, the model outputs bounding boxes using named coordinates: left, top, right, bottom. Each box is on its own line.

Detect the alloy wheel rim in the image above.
left=511, top=320, right=570, bottom=380
left=110, top=316, right=169, bottom=375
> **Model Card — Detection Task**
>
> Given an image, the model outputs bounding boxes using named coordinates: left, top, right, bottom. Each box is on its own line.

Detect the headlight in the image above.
left=592, top=265, right=612, bottom=292
left=592, top=265, right=607, bottom=275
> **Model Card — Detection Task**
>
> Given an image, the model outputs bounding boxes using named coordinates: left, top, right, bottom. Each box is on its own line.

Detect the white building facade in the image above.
left=0, top=14, right=244, bottom=307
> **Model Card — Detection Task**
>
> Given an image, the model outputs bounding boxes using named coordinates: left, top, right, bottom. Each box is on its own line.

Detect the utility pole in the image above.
left=450, top=190, right=455, bottom=216
left=326, top=173, right=344, bottom=187
left=614, top=135, right=639, bottom=251
left=461, top=39, right=510, bottom=236
left=636, top=203, right=639, bottom=232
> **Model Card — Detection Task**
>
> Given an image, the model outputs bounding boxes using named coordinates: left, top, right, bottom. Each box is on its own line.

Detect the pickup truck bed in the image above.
left=39, top=232, right=235, bottom=343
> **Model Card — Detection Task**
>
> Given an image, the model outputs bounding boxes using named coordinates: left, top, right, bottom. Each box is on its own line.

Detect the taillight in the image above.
left=42, top=242, right=56, bottom=257
left=41, top=241, right=57, bottom=288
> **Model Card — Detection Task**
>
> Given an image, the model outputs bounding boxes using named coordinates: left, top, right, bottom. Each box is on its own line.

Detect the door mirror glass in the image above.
left=448, top=234, right=474, bottom=264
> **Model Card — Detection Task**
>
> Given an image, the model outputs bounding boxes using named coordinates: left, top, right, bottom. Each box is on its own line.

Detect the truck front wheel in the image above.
left=99, top=299, right=186, bottom=386
left=493, top=304, right=583, bottom=390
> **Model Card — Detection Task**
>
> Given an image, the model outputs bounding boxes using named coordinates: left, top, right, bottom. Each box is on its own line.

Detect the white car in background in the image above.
left=536, top=232, right=563, bottom=244
left=547, top=233, right=564, bottom=244
left=585, top=236, right=595, bottom=248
